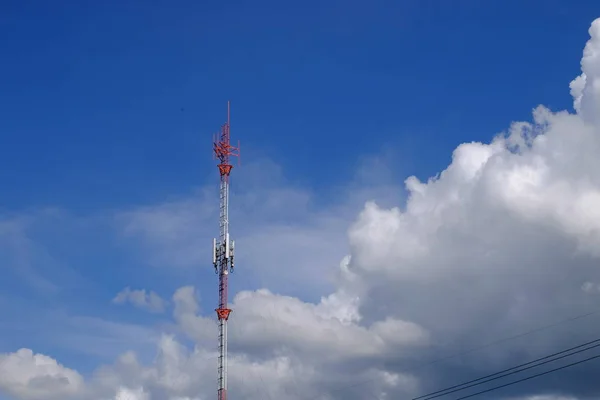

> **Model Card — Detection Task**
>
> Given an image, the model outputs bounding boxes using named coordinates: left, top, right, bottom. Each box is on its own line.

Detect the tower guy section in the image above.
left=212, top=101, right=239, bottom=400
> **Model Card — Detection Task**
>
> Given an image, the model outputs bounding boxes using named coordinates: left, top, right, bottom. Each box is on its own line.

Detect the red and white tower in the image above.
left=212, top=101, right=239, bottom=400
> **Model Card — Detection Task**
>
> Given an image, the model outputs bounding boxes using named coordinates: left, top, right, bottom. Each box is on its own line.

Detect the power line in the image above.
left=417, top=309, right=600, bottom=370
left=415, top=337, right=600, bottom=400
left=301, top=307, right=600, bottom=400
left=451, top=352, right=600, bottom=400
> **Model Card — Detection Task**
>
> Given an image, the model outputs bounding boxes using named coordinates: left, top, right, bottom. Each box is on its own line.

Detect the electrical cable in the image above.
left=416, top=309, right=600, bottom=371
left=451, top=352, right=600, bottom=400
left=415, top=337, right=600, bottom=400
left=301, top=307, right=600, bottom=400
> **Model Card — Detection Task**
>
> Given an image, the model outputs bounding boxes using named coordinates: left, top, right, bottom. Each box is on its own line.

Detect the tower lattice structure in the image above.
left=212, top=101, right=239, bottom=400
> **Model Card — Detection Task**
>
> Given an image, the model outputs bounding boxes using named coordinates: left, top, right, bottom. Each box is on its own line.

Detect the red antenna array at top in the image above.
left=213, top=101, right=240, bottom=181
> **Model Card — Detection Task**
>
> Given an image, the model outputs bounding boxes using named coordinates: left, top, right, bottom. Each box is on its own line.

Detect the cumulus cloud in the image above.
left=113, top=287, right=168, bottom=314
left=571, top=19, right=600, bottom=123
left=3, top=15, right=600, bottom=400
left=114, top=387, right=150, bottom=400
left=0, top=349, right=83, bottom=400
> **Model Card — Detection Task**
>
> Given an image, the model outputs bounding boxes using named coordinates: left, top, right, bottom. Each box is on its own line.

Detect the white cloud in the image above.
left=114, top=387, right=150, bottom=400
left=116, top=162, right=354, bottom=296
left=572, top=19, right=600, bottom=125
left=0, top=349, right=83, bottom=400
left=171, top=286, right=215, bottom=346
left=3, top=15, right=600, bottom=400
left=113, top=287, right=168, bottom=314
left=228, top=288, right=428, bottom=361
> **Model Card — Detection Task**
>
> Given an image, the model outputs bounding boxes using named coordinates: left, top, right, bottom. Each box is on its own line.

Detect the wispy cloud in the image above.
left=113, top=287, right=167, bottom=314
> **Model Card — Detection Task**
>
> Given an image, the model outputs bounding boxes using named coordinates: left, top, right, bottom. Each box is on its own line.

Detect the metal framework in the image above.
left=212, top=101, right=239, bottom=400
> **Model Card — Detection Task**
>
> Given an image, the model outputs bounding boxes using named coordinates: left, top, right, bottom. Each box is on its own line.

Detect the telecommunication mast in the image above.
left=212, top=101, right=239, bottom=400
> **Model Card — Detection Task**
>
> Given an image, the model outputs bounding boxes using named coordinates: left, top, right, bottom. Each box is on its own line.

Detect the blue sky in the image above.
left=1, top=0, right=600, bottom=392
left=2, top=0, right=597, bottom=211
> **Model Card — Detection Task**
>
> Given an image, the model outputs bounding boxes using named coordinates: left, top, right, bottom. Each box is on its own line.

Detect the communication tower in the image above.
left=212, top=101, right=239, bottom=400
